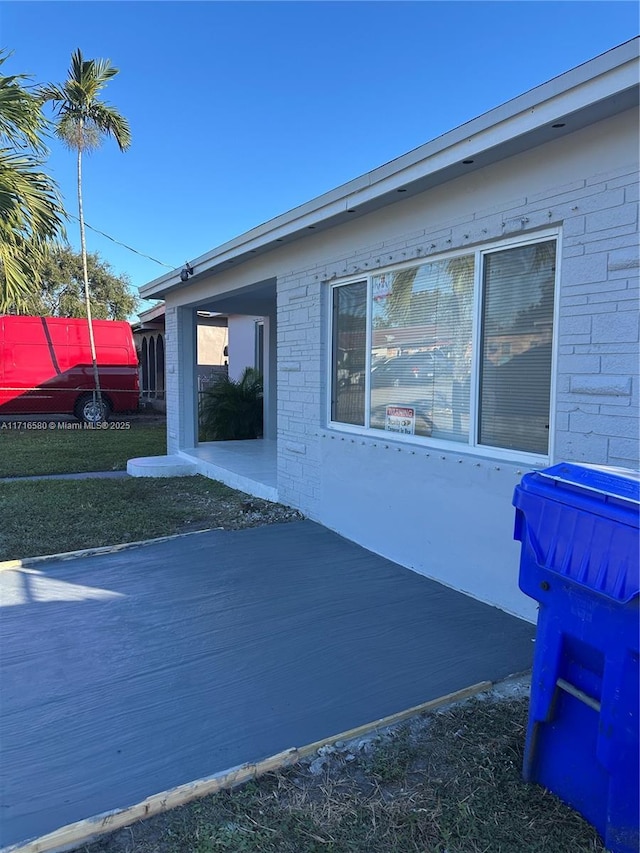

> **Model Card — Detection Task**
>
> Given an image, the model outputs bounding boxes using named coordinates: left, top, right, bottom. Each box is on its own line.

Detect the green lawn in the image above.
left=0, top=477, right=232, bottom=560
left=0, top=421, right=166, bottom=477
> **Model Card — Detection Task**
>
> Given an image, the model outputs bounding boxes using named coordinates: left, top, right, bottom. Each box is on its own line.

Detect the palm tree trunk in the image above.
left=77, top=135, right=103, bottom=414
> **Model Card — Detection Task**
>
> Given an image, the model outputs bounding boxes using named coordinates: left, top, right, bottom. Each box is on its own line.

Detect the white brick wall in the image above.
left=275, top=158, right=639, bottom=512
left=277, top=274, right=324, bottom=513
left=555, top=167, right=638, bottom=468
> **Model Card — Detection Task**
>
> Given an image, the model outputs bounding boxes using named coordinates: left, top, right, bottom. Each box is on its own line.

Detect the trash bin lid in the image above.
left=537, top=462, right=640, bottom=506
left=514, top=463, right=639, bottom=603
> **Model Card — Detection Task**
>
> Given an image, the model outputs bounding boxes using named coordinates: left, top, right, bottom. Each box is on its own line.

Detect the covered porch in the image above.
left=156, top=276, right=280, bottom=501
left=167, top=277, right=278, bottom=452
left=128, top=276, right=280, bottom=497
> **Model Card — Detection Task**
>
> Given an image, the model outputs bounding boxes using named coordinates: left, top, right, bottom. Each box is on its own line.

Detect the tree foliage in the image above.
left=10, top=244, right=138, bottom=319
left=0, top=52, right=66, bottom=311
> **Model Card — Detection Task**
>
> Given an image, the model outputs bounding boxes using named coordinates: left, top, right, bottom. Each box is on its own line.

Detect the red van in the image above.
left=0, top=316, right=139, bottom=423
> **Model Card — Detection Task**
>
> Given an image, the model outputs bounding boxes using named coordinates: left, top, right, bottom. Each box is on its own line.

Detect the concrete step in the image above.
left=127, top=455, right=198, bottom=477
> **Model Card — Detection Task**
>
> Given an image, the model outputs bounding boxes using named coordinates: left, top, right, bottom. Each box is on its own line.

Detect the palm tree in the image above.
left=39, top=49, right=131, bottom=421
left=0, top=53, right=65, bottom=311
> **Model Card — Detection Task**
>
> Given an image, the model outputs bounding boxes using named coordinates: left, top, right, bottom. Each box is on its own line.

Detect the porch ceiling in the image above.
left=193, top=277, right=276, bottom=316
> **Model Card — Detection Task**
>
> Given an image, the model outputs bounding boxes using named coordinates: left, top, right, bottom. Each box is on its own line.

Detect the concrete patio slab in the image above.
left=0, top=521, right=535, bottom=848
left=179, top=439, right=278, bottom=502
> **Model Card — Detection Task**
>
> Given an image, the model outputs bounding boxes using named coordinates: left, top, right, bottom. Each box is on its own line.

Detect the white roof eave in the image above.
left=140, top=38, right=639, bottom=300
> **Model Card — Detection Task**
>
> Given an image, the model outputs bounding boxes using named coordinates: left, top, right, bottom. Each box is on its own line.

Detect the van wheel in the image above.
left=74, top=394, right=111, bottom=425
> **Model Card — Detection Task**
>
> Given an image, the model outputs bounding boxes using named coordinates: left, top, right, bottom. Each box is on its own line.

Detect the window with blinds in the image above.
left=369, top=257, right=474, bottom=441
left=329, top=235, right=557, bottom=458
left=478, top=241, right=556, bottom=454
left=331, top=281, right=367, bottom=426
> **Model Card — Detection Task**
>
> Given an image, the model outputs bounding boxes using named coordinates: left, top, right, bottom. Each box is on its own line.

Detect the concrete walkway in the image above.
left=0, top=521, right=535, bottom=848
left=0, top=470, right=129, bottom=483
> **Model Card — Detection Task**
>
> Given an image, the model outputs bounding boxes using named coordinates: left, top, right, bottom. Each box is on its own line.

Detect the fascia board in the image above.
left=346, top=59, right=640, bottom=207
left=137, top=302, right=166, bottom=323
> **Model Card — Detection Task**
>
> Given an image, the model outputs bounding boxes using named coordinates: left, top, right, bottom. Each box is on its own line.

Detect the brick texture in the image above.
left=275, top=162, right=639, bottom=500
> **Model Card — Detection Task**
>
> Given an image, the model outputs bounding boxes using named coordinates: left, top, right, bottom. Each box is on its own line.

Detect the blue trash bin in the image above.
left=513, top=463, right=639, bottom=853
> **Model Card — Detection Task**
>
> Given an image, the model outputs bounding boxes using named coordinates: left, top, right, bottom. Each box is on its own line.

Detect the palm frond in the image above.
left=0, top=112, right=66, bottom=309
left=0, top=55, right=66, bottom=310
left=91, top=58, right=119, bottom=87
left=0, top=54, right=48, bottom=152
left=0, top=149, right=66, bottom=235
left=88, top=102, right=131, bottom=151
left=37, top=83, right=69, bottom=113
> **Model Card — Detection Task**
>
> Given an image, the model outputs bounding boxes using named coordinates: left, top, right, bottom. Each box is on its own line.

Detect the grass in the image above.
left=0, top=420, right=166, bottom=477
left=82, top=694, right=605, bottom=853
left=0, top=476, right=300, bottom=561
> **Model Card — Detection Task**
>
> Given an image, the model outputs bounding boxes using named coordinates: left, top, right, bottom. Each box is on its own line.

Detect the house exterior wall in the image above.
left=163, top=107, right=638, bottom=619
left=133, top=325, right=166, bottom=408
left=275, top=108, right=638, bottom=621
left=165, top=312, right=269, bottom=448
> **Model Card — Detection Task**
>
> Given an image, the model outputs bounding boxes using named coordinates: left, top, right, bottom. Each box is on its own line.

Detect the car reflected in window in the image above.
left=370, top=352, right=438, bottom=387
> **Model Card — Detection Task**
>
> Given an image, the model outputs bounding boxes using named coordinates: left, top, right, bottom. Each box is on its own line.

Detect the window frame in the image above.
left=326, top=229, right=561, bottom=464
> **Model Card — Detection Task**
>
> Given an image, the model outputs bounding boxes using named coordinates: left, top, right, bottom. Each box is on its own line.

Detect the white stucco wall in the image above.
left=227, top=315, right=261, bottom=381
left=163, top=106, right=639, bottom=620
left=318, top=439, right=530, bottom=616
left=197, top=324, right=228, bottom=367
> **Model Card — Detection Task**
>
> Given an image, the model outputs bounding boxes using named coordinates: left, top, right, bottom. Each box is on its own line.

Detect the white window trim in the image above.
left=326, top=228, right=561, bottom=465
left=548, top=228, right=563, bottom=468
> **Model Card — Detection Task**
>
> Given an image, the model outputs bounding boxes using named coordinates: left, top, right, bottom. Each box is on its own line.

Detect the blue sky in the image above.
left=3, top=1, right=638, bottom=315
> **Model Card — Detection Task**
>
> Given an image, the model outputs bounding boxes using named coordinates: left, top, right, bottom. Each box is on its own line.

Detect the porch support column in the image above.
left=166, top=305, right=197, bottom=452
left=264, top=311, right=277, bottom=440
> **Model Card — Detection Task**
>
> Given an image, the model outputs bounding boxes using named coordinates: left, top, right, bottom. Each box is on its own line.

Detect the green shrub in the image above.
left=199, top=368, right=263, bottom=441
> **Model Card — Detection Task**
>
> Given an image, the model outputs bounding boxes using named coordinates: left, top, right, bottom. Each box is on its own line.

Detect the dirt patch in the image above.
left=82, top=677, right=604, bottom=853
left=174, top=493, right=304, bottom=533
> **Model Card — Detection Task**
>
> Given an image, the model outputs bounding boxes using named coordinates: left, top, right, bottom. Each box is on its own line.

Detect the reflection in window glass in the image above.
left=369, top=257, right=474, bottom=441
left=479, top=241, right=555, bottom=454
left=331, top=281, right=367, bottom=425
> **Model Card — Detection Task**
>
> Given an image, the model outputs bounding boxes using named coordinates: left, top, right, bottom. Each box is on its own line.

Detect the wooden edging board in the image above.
left=0, top=528, right=222, bottom=572
left=1, top=680, right=492, bottom=853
